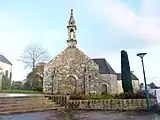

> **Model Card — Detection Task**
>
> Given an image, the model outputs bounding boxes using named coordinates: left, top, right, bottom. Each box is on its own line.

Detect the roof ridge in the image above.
left=0, top=54, right=12, bottom=65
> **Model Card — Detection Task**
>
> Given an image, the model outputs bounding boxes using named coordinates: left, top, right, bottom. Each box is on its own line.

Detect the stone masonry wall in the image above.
left=43, top=47, right=101, bottom=94
left=100, top=74, right=118, bottom=94
left=66, top=99, right=156, bottom=111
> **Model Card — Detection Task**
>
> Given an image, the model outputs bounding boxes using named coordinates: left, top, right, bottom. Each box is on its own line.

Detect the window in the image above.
left=70, top=29, right=74, bottom=39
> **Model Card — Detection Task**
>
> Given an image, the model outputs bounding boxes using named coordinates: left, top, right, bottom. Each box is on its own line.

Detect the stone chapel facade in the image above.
left=43, top=9, right=139, bottom=95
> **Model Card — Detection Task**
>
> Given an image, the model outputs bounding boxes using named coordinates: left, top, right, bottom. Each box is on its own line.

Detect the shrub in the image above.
left=136, top=90, right=156, bottom=99
left=114, top=92, right=137, bottom=99
left=114, top=91, right=156, bottom=99
left=85, top=93, right=114, bottom=100
left=70, top=93, right=84, bottom=100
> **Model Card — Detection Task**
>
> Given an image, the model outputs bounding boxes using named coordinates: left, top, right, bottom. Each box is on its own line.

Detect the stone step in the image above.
left=0, top=98, right=49, bottom=104
left=0, top=103, right=57, bottom=112
left=0, top=107, right=59, bottom=115
left=0, top=96, right=58, bottom=114
left=0, top=102, right=55, bottom=108
left=0, top=96, right=46, bottom=101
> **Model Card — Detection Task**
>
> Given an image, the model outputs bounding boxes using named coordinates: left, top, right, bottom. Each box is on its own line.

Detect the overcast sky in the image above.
left=0, top=0, right=160, bottom=85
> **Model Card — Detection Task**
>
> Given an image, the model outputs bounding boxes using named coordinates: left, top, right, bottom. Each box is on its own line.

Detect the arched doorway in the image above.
left=102, top=84, right=108, bottom=94
left=62, top=76, right=77, bottom=94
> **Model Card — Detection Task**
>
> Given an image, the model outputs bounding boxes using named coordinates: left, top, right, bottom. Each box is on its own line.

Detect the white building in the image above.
left=117, top=72, right=140, bottom=93
left=0, top=54, right=12, bottom=90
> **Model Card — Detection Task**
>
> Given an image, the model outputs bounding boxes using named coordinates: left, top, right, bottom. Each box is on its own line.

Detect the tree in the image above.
left=18, top=43, right=49, bottom=88
left=24, top=62, right=46, bottom=91
left=1, top=70, right=11, bottom=89
left=11, top=81, right=23, bottom=90
left=121, top=50, right=133, bottom=93
left=18, top=43, right=49, bottom=71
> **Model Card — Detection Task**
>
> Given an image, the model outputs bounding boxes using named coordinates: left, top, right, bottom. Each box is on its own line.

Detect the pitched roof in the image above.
left=0, top=54, right=12, bottom=65
left=92, top=58, right=117, bottom=74
left=116, top=73, right=139, bottom=80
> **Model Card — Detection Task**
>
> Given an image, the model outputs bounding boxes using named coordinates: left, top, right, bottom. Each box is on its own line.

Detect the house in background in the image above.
left=140, top=82, right=160, bottom=96
left=0, top=54, right=12, bottom=90
left=117, top=72, right=140, bottom=93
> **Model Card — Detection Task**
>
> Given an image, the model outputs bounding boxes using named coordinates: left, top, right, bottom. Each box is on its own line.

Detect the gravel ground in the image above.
left=0, top=110, right=160, bottom=120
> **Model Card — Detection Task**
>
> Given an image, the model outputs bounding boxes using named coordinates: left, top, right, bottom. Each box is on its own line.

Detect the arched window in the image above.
left=70, top=29, right=74, bottom=39
left=102, top=84, right=108, bottom=94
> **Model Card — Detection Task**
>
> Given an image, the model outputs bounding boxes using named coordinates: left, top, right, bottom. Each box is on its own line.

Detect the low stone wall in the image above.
left=44, top=94, right=70, bottom=106
left=66, top=99, right=156, bottom=111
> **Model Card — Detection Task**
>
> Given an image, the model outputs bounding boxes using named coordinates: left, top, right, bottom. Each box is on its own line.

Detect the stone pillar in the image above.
left=54, top=75, right=58, bottom=94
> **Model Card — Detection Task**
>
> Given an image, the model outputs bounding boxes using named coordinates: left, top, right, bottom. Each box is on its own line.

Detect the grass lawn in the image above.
left=0, top=89, right=42, bottom=94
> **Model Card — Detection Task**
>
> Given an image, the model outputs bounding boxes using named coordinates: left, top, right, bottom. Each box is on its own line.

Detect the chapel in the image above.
left=43, top=9, right=139, bottom=95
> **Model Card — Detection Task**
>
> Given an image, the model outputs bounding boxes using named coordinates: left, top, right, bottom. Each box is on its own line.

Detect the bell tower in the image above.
left=67, top=9, right=77, bottom=48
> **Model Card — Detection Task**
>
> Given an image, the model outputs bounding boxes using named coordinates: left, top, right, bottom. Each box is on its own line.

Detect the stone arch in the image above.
left=66, top=76, right=76, bottom=87
left=65, top=74, right=78, bottom=81
left=102, top=84, right=108, bottom=94
left=59, top=74, right=78, bottom=94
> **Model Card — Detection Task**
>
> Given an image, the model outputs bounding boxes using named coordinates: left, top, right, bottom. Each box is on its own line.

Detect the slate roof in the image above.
left=91, top=58, right=139, bottom=80
left=0, top=54, right=12, bottom=65
left=116, top=73, right=139, bottom=80
left=92, top=58, right=117, bottom=74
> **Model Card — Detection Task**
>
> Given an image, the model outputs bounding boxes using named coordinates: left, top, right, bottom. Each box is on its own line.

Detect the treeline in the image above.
left=11, top=62, right=46, bottom=91
left=1, top=70, right=12, bottom=89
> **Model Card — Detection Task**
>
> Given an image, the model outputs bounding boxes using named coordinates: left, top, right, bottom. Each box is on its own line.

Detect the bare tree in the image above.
left=18, top=43, right=49, bottom=72
left=18, top=43, right=49, bottom=89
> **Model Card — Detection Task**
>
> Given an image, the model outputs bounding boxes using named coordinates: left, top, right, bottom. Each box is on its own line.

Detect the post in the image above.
left=51, top=75, right=54, bottom=95
left=137, top=53, right=150, bottom=112
left=89, top=75, right=91, bottom=95
left=141, top=57, right=150, bottom=111
left=84, top=71, right=86, bottom=95
left=83, top=65, right=86, bottom=95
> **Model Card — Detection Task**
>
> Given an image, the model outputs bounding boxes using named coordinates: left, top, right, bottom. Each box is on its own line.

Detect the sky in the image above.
left=0, top=0, right=160, bottom=85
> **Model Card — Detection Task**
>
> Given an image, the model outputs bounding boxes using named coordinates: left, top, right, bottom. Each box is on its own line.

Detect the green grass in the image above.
left=84, top=94, right=114, bottom=100
left=0, top=89, right=42, bottom=94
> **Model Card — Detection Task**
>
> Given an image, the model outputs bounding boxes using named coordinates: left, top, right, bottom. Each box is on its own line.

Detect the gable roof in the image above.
left=92, top=58, right=117, bottom=74
left=0, top=54, right=12, bottom=65
left=116, top=73, right=139, bottom=80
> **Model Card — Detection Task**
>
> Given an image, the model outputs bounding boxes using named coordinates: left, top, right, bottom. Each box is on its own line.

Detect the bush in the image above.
left=136, top=90, right=156, bottom=99
left=114, top=92, right=137, bottom=99
left=70, top=93, right=84, bottom=100
left=85, top=93, right=114, bottom=100
left=114, top=91, right=156, bottom=99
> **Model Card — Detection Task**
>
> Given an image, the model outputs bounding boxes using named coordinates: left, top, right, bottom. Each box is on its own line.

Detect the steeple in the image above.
left=67, top=9, right=77, bottom=48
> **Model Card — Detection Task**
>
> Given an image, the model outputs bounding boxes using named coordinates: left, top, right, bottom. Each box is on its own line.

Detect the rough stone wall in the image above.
left=99, top=74, right=118, bottom=94
left=43, top=47, right=101, bottom=94
left=66, top=99, right=156, bottom=110
left=109, top=74, right=118, bottom=94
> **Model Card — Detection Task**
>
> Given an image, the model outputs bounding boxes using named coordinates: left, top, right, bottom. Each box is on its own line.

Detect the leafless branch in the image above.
left=18, top=43, right=49, bottom=70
